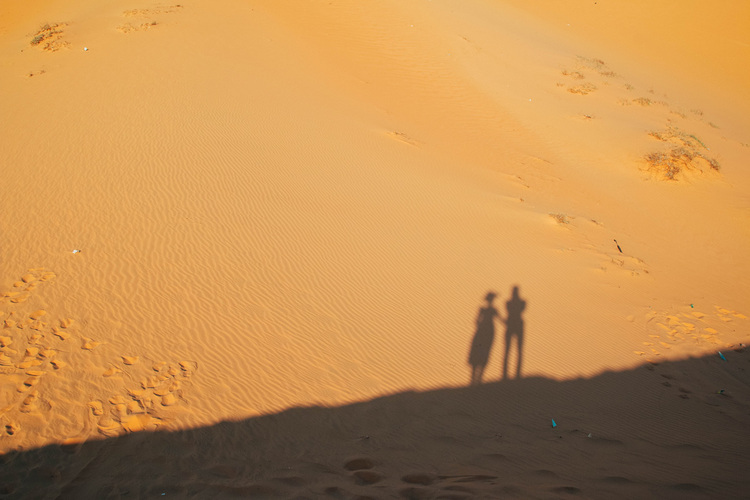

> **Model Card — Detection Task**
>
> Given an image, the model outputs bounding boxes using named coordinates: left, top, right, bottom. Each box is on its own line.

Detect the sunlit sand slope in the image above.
left=1, top=0, right=748, bottom=458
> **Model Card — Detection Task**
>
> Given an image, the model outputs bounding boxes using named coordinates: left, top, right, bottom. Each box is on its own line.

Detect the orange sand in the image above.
left=1, top=0, right=749, bottom=497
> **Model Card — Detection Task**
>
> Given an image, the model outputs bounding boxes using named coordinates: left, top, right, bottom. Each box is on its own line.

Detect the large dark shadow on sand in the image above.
left=2, top=351, right=750, bottom=499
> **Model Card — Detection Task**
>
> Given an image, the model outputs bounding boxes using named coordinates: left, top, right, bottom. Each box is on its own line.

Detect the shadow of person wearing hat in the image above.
left=468, top=291, right=500, bottom=385
left=502, top=285, right=526, bottom=380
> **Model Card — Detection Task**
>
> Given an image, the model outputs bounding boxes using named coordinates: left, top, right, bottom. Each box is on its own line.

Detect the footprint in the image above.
left=179, top=360, right=196, bottom=375
left=88, top=401, right=104, bottom=416
left=82, top=338, right=100, bottom=350
left=551, top=485, right=582, bottom=494
left=127, top=388, right=145, bottom=398
left=343, top=457, right=374, bottom=471
left=29, top=310, right=46, bottom=320
left=97, top=416, right=120, bottom=437
left=398, top=486, right=432, bottom=498
left=10, top=293, right=30, bottom=304
left=19, top=392, right=39, bottom=413
left=352, top=470, right=383, bottom=485
left=52, top=329, right=70, bottom=340
left=18, top=358, right=42, bottom=369
left=5, top=422, right=20, bottom=435
left=23, top=376, right=41, bottom=388
left=161, top=393, right=177, bottom=406
left=120, top=413, right=157, bottom=433
left=402, top=473, right=435, bottom=485
left=103, top=366, right=122, bottom=377
left=39, top=349, right=55, bottom=358
left=0, top=353, right=13, bottom=369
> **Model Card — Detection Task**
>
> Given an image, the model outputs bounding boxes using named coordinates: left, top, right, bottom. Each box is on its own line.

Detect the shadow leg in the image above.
left=516, top=335, right=523, bottom=379
left=502, top=336, right=510, bottom=380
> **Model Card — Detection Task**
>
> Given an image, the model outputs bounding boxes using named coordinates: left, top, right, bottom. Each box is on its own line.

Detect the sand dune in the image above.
left=1, top=0, right=749, bottom=497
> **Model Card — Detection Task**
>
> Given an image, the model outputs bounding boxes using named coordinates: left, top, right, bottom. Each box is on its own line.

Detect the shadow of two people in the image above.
left=468, top=286, right=526, bottom=385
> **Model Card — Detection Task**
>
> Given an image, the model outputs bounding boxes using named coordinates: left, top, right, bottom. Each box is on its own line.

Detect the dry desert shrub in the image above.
left=549, top=213, right=570, bottom=225
left=30, top=23, right=68, bottom=51
left=645, top=148, right=720, bottom=181
left=561, top=70, right=586, bottom=80
left=644, top=126, right=720, bottom=180
left=567, top=83, right=597, bottom=95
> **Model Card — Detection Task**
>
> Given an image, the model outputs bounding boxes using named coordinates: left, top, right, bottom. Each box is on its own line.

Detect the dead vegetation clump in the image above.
left=123, top=5, right=183, bottom=17
left=117, top=22, right=158, bottom=34
left=30, top=23, right=68, bottom=51
left=549, top=213, right=571, bottom=225
left=577, top=56, right=618, bottom=77
left=567, top=83, right=597, bottom=95
left=644, top=126, right=720, bottom=180
left=644, top=148, right=720, bottom=180
left=561, top=70, right=586, bottom=80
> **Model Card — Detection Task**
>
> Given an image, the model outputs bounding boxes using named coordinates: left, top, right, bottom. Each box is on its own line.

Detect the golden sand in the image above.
left=1, top=0, right=749, bottom=497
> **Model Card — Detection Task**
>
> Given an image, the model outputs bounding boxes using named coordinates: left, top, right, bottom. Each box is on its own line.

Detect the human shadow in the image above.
left=467, top=291, right=500, bottom=385
left=502, top=285, right=526, bottom=380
